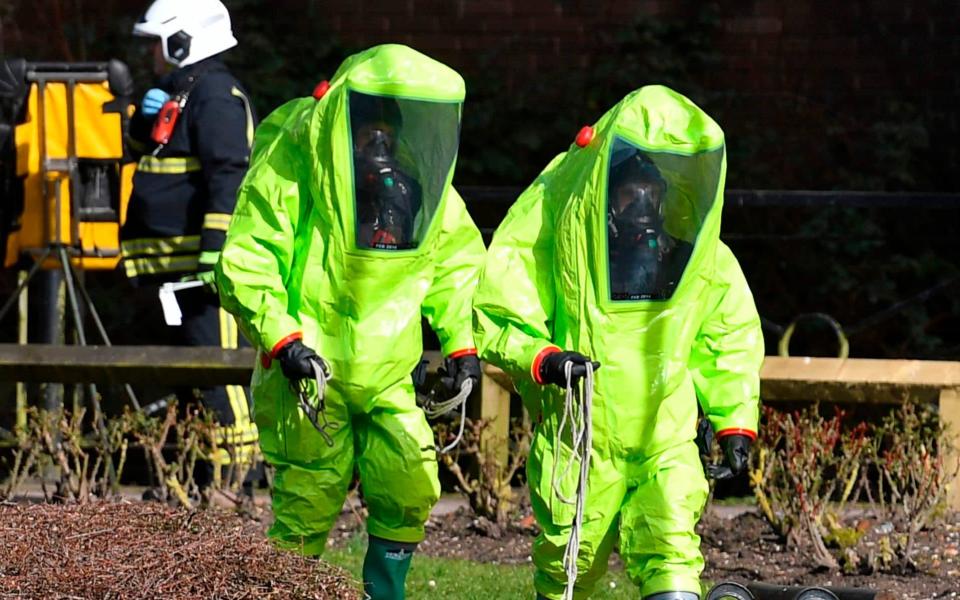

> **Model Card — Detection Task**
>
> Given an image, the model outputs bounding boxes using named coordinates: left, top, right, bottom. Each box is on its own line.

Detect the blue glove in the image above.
left=141, top=88, right=171, bottom=117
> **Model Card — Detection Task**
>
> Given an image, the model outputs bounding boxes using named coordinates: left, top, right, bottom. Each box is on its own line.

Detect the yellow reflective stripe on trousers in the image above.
left=231, top=86, right=255, bottom=147
left=123, top=253, right=199, bottom=278
left=203, top=213, right=233, bottom=231
left=220, top=307, right=255, bottom=436
left=209, top=432, right=259, bottom=465
left=121, top=235, right=201, bottom=258
left=137, top=155, right=202, bottom=174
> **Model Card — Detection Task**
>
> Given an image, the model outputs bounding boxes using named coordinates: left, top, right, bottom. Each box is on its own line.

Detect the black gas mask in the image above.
left=349, top=90, right=460, bottom=251
left=354, top=126, right=419, bottom=249
left=609, top=180, right=665, bottom=247
left=604, top=136, right=717, bottom=301
left=607, top=151, right=674, bottom=300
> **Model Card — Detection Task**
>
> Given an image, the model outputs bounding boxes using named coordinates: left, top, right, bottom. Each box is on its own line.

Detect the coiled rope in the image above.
left=292, top=359, right=339, bottom=446
left=550, top=362, right=594, bottom=600
left=423, top=378, right=474, bottom=454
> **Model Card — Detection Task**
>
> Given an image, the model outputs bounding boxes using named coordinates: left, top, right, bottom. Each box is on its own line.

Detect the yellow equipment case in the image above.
left=0, top=59, right=135, bottom=271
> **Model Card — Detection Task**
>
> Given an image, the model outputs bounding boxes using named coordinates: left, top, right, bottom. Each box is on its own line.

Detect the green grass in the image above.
left=325, top=533, right=659, bottom=599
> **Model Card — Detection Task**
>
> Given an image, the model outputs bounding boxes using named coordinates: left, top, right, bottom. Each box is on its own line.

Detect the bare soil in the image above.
left=329, top=503, right=960, bottom=599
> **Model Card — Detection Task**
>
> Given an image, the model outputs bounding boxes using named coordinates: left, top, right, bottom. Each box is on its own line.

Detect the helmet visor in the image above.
left=349, top=90, right=460, bottom=250
left=606, top=136, right=720, bottom=301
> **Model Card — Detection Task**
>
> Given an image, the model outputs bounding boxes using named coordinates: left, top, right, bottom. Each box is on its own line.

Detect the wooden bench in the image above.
left=0, top=344, right=513, bottom=463
left=2, top=345, right=958, bottom=508
left=482, top=355, right=960, bottom=510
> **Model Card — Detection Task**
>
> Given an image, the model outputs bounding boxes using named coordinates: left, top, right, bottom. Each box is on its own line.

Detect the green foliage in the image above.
left=739, top=199, right=960, bottom=359
left=823, top=524, right=865, bottom=551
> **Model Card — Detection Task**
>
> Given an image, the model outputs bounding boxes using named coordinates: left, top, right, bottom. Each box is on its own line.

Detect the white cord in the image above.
left=294, top=358, right=337, bottom=446
left=425, top=378, right=474, bottom=454
left=550, top=361, right=594, bottom=600
left=311, top=358, right=328, bottom=400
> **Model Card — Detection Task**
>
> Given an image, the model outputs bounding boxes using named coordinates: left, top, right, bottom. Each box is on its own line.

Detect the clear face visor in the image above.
left=349, top=91, right=460, bottom=250
left=606, top=137, right=720, bottom=301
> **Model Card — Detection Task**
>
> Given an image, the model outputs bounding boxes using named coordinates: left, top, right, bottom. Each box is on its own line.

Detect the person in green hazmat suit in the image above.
left=216, top=45, right=485, bottom=600
left=473, top=85, right=764, bottom=600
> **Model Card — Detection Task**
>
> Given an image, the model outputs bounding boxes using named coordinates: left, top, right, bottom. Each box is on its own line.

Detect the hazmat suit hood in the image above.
left=247, top=44, right=464, bottom=252
left=551, top=85, right=726, bottom=303
left=219, top=44, right=479, bottom=405
left=474, top=85, right=759, bottom=457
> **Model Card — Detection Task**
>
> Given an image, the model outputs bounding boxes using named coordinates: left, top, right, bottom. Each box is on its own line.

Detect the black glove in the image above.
left=695, top=417, right=714, bottom=461
left=275, top=340, right=330, bottom=382
left=706, top=434, right=752, bottom=480
left=439, top=354, right=481, bottom=394
left=721, top=434, right=751, bottom=476
left=410, top=356, right=430, bottom=391
left=538, top=351, right=601, bottom=388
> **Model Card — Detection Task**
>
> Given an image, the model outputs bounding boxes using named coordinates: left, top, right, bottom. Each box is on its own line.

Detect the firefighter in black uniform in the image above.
left=122, top=0, right=258, bottom=489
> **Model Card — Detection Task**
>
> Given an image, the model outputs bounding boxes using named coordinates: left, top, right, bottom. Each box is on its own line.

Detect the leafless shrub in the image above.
left=436, top=416, right=531, bottom=526
left=2, top=404, right=259, bottom=514
left=1, top=407, right=126, bottom=502
left=751, top=402, right=956, bottom=573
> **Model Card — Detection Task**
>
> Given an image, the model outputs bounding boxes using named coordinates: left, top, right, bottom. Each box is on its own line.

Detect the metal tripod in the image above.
left=0, top=245, right=142, bottom=487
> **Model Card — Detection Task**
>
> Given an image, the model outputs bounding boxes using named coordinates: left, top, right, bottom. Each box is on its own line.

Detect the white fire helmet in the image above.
left=133, top=0, right=238, bottom=67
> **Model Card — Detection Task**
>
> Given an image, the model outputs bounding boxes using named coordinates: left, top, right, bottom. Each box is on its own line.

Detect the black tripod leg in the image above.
left=58, top=247, right=117, bottom=489
left=72, top=269, right=142, bottom=412
left=0, top=248, right=52, bottom=323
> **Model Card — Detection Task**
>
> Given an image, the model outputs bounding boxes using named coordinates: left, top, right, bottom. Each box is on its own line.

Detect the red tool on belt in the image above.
left=150, top=93, right=189, bottom=146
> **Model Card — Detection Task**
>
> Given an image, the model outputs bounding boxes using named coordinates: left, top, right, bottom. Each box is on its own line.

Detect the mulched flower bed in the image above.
left=0, top=501, right=361, bottom=599
left=3, top=498, right=956, bottom=599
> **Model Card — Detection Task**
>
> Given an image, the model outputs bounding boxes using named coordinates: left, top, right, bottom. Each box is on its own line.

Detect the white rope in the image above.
left=311, top=358, right=328, bottom=400
left=549, top=362, right=594, bottom=600
left=294, top=358, right=338, bottom=446
left=424, top=378, right=474, bottom=454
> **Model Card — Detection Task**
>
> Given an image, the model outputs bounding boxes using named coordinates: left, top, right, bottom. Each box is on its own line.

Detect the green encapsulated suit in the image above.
left=473, top=86, right=763, bottom=598
left=217, top=45, right=484, bottom=553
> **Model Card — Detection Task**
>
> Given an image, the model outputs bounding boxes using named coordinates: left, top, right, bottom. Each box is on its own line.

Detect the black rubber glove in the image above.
left=695, top=417, right=714, bottom=462
left=721, top=434, right=752, bottom=476
left=275, top=340, right=330, bottom=382
left=538, top=351, right=601, bottom=388
left=707, top=434, right=752, bottom=480
left=410, top=356, right=430, bottom=391
left=439, top=354, right=481, bottom=394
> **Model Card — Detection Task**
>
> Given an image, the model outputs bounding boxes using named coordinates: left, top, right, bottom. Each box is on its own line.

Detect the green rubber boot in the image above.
left=362, top=535, right=418, bottom=600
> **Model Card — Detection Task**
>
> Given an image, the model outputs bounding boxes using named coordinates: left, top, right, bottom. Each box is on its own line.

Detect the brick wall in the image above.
left=9, top=1, right=957, bottom=98
left=307, top=0, right=959, bottom=189
left=5, top=0, right=959, bottom=189
left=312, top=0, right=669, bottom=72
left=312, top=0, right=956, bottom=96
